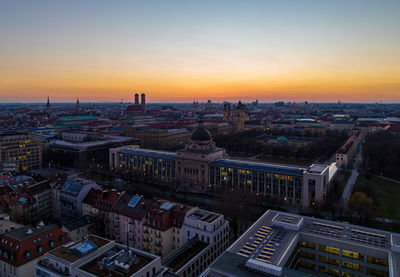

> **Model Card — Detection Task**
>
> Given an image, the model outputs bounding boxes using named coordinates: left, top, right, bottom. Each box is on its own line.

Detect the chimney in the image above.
left=134, top=93, right=139, bottom=105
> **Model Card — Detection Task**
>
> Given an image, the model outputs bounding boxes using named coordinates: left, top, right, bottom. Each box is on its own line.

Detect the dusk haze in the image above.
left=1, top=0, right=400, bottom=102
left=1, top=2, right=400, bottom=277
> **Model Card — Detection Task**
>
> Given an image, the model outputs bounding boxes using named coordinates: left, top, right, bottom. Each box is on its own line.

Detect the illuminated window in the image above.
left=319, top=245, right=339, bottom=255
left=342, top=261, right=363, bottom=272
left=298, top=241, right=315, bottom=249
left=342, top=249, right=363, bottom=261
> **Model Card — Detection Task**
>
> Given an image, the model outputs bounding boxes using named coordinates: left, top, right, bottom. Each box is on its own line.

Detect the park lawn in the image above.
left=355, top=175, right=400, bottom=221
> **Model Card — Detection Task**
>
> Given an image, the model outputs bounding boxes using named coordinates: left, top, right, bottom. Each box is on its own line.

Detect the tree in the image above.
left=348, top=192, right=375, bottom=221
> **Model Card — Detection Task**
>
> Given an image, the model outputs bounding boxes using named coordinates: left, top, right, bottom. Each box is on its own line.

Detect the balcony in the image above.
left=143, top=241, right=150, bottom=247
left=154, top=244, right=163, bottom=251
left=143, top=232, right=150, bottom=237
left=154, top=236, right=163, bottom=242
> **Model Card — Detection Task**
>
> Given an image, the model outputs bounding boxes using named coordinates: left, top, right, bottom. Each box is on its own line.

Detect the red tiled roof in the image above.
left=0, top=226, right=69, bottom=267
left=82, top=188, right=122, bottom=212
left=112, top=194, right=151, bottom=221
left=143, top=199, right=193, bottom=231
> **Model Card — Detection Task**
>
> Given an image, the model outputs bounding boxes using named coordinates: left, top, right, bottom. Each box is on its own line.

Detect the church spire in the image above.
left=46, top=96, right=51, bottom=112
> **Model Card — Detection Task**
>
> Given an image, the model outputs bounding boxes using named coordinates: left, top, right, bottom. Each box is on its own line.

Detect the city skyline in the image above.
left=1, top=0, right=400, bottom=103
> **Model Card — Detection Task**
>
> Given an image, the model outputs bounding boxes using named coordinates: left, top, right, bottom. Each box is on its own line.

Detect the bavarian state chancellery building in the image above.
left=110, top=122, right=337, bottom=207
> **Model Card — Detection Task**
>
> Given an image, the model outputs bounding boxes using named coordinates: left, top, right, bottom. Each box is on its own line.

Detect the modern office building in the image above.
left=111, top=124, right=336, bottom=207
left=0, top=131, right=43, bottom=171
left=110, top=145, right=177, bottom=183
left=35, top=234, right=162, bottom=277
left=205, top=210, right=400, bottom=277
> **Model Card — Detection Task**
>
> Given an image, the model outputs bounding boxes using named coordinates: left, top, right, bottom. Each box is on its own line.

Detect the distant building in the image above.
left=111, top=124, right=336, bottom=207
left=125, top=92, right=147, bottom=116
left=205, top=209, right=400, bottom=277
left=336, top=130, right=363, bottom=168
left=47, top=132, right=135, bottom=170
left=0, top=225, right=69, bottom=277
left=223, top=101, right=249, bottom=131
left=0, top=131, right=43, bottom=171
left=123, top=127, right=191, bottom=149
left=36, top=235, right=162, bottom=277
left=46, top=96, right=51, bottom=113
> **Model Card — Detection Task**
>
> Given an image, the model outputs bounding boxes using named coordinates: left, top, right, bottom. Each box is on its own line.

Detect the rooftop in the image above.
left=5, top=224, right=56, bottom=242
left=213, top=210, right=400, bottom=276
left=120, top=148, right=176, bottom=160
left=78, top=245, right=157, bottom=277
left=163, top=238, right=208, bottom=272
left=47, top=235, right=110, bottom=263
left=188, top=209, right=220, bottom=223
left=51, top=135, right=133, bottom=149
left=212, top=159, right=307, bottom=176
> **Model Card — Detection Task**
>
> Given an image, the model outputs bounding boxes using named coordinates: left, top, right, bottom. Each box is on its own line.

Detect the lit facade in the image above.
left=0, top=132, right=42, bottom=172
left=204, top=210, right=400, bottom=277
left=110, top=125, right=336, bottom=207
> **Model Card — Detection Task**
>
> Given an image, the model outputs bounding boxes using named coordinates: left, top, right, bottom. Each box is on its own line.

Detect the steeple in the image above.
left=46, top=96, right=51, bottom=112
left=76, top=98, right=80, bottom=113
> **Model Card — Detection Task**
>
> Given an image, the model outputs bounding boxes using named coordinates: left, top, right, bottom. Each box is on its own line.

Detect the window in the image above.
left=342, top=261, right=363, bottom=272
left=367, top=256, right=388, bottom=267
left=342, top=249, right=363, bottom=261
left=319, top=245, right=339, bottom=255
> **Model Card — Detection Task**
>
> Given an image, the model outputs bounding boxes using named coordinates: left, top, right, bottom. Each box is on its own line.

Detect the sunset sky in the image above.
left=1, top=0, right=399, bottom=103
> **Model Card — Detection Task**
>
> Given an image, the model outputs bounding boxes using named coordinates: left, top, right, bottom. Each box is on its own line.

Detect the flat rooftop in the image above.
left=188, top=209, right=221, bottom=223
left=163, top=239, right=208, bottom=272
left=216, top=210, right=400, bottom=276
left=47, top=235, right=110, bottom=263
left=5, top=225, right=56, bottom=242
left=212, top=159, right=307, bottom=176
left=78, top=245, right=156, bottom=277
left=51, top=135, right=133, bottom=149
left=120, top=148, right=176, bottom=160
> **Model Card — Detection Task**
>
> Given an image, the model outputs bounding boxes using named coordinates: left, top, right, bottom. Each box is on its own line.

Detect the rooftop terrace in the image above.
left=78, top=245, right=156, bottom=277
left=47, top=235, right=110, bottom=263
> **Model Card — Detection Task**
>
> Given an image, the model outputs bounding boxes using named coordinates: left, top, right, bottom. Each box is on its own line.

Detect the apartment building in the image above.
left=35, top=235, right=162, bottom=277
left=0, top=225, right=68, bottom=277
left=58, top=178, right=100, bottom=224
